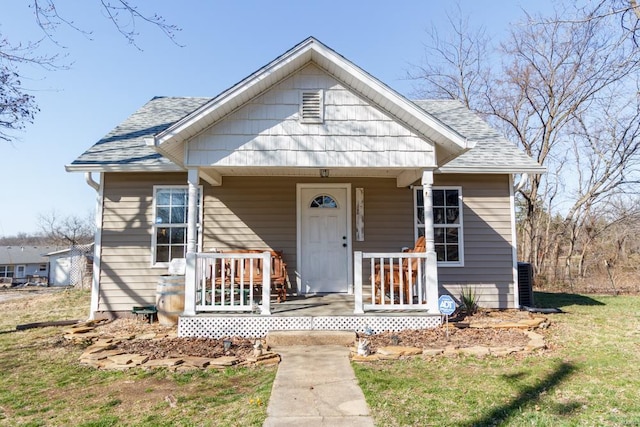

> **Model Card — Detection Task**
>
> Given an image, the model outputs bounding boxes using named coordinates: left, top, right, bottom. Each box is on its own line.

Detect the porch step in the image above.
left=266, top=330, right=357, bottom=347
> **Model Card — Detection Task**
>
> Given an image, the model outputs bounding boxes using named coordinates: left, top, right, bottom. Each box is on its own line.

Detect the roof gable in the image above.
left=67, top=39, right=543, bottom=176
left=185, top=63, right=437, bottom=170
left=150, top=37, right=474, bottom=167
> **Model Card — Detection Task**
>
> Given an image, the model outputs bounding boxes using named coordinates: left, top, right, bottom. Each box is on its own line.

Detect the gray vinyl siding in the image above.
left=434, top=174, right=515, bottom=308
left=96, top=172, right=514, bottom=312
left=98, top=172, right=187, bottom=312
left=202, top=176, right=415, bottom=278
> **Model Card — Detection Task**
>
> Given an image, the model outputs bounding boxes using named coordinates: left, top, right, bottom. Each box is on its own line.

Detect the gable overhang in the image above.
left=65, top=163, right=184, bottom=173
left=437, top=164, right=547, bottom=174
left=149, top=37, right=474, bottom=168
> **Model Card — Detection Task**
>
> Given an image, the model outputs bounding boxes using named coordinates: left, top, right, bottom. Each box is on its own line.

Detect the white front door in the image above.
left=299, top=185, right=351, bottom=293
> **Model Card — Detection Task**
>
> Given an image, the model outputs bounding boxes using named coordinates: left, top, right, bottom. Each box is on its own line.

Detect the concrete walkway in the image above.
left=263, top=345, right=375, bottom=426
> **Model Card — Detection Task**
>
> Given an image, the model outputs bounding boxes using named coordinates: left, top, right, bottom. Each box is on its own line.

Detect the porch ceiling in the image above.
left=198, top=166, right=426, bottom=187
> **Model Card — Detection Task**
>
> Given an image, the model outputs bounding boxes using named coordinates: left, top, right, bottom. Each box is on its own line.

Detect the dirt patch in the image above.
left=365, top=327, right=530, bottom=352
left=115, top=336, right=257, bottom=361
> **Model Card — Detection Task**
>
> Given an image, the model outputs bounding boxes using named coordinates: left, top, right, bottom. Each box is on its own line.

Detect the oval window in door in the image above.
left=309, top=194, right=338, bottom=208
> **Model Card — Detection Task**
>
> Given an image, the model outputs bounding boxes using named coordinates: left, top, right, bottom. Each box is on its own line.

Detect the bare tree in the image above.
left=31, top=1, right=181, bottom=49
left=408, top=4, right=491, bottom=110
left=552, top=0, right=640, bottom=45
left=0, top=1, right=180, bottom=142
left=411, top=1, right=640, bottom=279
left=37, top=210, right=95, bottom=247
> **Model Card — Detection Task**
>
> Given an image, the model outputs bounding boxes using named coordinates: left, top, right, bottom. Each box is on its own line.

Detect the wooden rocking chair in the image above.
left=373, top=236, right=426, bottom=304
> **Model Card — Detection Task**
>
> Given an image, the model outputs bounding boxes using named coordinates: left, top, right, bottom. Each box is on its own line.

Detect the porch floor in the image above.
left=178, top=294, right=442, bottom=338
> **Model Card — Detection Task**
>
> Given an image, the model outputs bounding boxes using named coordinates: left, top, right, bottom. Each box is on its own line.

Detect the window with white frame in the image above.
left=0, top=265, right=14, bottom=278
left=152, top=186, right=202, bottom=266
left=414, top=186, right=463, bottom=265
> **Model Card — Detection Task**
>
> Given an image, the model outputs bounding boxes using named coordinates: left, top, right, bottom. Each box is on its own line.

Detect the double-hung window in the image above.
left=414, top=186, right=464, bottom=266
left=152, top=186, right=202, bottom=266
left=0, top=265, right=14, bottom=278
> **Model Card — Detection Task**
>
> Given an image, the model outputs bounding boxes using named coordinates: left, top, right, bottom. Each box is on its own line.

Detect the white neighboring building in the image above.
left=46, top=245, right=94, bottom=287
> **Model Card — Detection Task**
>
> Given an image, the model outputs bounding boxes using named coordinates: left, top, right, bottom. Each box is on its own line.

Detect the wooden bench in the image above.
left=131, top=305, right=157, bottom=323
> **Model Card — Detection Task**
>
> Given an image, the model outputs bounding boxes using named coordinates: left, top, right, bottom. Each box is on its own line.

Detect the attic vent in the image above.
left=300, top=90, right=324, bottom=123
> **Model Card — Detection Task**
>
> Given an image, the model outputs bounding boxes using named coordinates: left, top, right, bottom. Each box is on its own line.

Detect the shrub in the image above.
left=460, top=287, right=480, bottom=315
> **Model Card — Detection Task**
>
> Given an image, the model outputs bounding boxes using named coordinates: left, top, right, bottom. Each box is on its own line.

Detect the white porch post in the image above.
left=422, top=170, right=440, bottom=313
left=184, top=168, right=199, bottom=316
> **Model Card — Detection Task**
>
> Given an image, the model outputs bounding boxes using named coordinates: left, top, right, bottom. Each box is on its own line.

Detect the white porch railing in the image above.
left=354, top=251, right=438, bottom=314
left=187, top=252, right=271, bottom=315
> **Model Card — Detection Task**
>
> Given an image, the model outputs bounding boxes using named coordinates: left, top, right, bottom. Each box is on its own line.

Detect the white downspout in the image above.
left=513, top=173, right=528, bottom=192
left=510, top=174, right=520, bottom=309
left=85, top=172, right=100, bottom=192
left=85, top=172, right=103, bottom=320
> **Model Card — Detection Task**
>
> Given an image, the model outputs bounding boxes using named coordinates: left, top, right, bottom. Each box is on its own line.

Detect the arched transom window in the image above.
left=310, top=195, right=338, bottom=208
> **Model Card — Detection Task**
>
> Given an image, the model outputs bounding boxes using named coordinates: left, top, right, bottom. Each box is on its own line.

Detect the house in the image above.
left=67, top=38, right=544, bottom=336
left=0, top=246, right=56, bottom=286
left=45, top=245, right=94, bottom=287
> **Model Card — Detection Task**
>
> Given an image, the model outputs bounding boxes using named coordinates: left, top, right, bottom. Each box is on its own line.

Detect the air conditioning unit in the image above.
left=517, top=262, right=534, bottom=307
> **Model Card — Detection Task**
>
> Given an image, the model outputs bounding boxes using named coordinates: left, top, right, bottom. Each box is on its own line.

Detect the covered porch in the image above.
left=172, top=169, right=441, bottom=336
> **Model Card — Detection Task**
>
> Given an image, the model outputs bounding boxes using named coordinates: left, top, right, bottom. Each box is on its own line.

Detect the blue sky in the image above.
left=0, top=0, right=556, bottom=236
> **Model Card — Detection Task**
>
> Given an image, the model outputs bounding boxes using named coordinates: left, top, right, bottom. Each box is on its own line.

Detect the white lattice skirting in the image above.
left=178, top=315, right=442, bottom=338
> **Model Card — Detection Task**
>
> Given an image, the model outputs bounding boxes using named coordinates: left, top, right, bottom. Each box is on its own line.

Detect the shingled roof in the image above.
left=68, top=97, right=211, bottom=171
left=0, top=246, right=62, bottom=265
left=414, top=100, right=545, bottom=173
left=68, top=96, right=543, bottom=174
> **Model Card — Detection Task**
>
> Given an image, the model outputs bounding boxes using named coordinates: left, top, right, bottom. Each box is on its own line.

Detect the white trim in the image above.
left=437, top=166, right=546, bottom=174
left=296, top=183, right=353, bottom=295
left=65, top=164, right=184, bottom=173
left=89, top=172, right=104, bottom=320
left=151, top=185, right=203, bottom=268
left=509, top=174, right=520, bottom=308
left=414, top=185, right=464, bottom=267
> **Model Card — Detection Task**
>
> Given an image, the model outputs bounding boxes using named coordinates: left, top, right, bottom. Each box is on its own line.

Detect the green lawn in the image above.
left=354, top=292, right=640, bottom=426
left=2, top=289, right=638, bottom=426
left=0, top=289, right=275, bottom=427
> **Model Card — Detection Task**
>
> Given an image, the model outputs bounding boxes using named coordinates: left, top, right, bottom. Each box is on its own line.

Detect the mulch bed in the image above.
left=102, top=314, right=533, bottom=362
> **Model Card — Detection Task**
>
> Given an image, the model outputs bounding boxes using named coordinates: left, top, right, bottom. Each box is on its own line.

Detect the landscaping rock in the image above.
left=181, top=356, right=212, bottom=368
left=377, top=346, right=423, bottom=357
left=80, top=349, right=126, bottom=361
left=351, top=353, right=380, bottom=362
left=143, top=358, right=185, bottom=368
left=208, top=356, right=239, bottom=367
